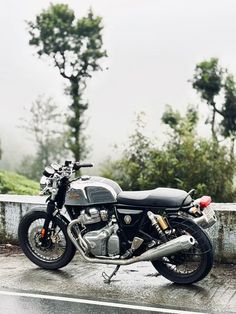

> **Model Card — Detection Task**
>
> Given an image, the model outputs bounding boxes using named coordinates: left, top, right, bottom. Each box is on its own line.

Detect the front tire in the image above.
left=18, top=210, right=76, bottom=270
left=152, top=217, right=213, bottom=284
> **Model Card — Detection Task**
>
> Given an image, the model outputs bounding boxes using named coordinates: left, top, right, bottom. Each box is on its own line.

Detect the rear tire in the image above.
left=152, top=217, right=213, bottom=284
left=18, top=210, right=76, bottom=270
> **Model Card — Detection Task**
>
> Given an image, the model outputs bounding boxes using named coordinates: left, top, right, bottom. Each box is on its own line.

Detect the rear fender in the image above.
left=165, top=213, right=199, bottom=227
left=164, top=214, right=213, bottom=249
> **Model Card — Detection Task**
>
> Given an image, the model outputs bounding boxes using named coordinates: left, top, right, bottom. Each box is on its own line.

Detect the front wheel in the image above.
left=152, top=217, right=213, bottom=284
left=18, top=210, right=76, bottom=270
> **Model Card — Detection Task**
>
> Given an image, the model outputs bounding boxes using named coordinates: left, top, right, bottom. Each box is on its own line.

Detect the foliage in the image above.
left=0, top=171, right=39, bottom=195
left=101, top=108, right=236, bottom=202
left=162, top=104, right=198, bottom=137
left=192, top=58, right=236, bottom=151
left=191, top=58, right=224, bottom=140
left=27, top=3, right=107, bottom=160
left=192, top=58, right=223, bottom=102
left=18, top=96, right=68, bottom=180
left=157, top=107, right=235, bottom=201
left=220, top=74, right=236, bottom=142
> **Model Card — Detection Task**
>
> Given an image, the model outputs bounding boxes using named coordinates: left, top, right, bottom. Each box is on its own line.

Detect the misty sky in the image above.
left=1, top=0, right=236, bottom=169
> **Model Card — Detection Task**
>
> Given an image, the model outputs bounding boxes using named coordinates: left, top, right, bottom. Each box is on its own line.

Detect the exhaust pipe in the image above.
left=67, top=220, right=195, bottom=266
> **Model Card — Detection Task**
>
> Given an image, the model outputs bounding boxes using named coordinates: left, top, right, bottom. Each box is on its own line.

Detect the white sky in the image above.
left=0, top=0, right=236, bottom=168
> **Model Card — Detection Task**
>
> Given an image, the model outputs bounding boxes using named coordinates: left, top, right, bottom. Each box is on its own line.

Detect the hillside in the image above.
left=0, top=171, right=39, bottom=195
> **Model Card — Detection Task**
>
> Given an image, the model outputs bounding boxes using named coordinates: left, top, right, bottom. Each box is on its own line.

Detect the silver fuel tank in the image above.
left=65, top=176, right=122, bottom=206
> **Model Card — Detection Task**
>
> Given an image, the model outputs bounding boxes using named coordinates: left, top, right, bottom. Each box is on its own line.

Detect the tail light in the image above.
left=199, top=196, right=211, bottom=208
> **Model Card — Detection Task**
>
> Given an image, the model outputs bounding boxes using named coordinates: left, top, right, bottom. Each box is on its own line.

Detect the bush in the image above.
left=0, top=171, right=39, bottom=195
left=100, top=108, right=236, bottom=202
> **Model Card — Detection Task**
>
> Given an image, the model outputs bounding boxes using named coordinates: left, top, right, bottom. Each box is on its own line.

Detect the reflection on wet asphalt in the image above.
left=0, top=293, right=206, bottom=314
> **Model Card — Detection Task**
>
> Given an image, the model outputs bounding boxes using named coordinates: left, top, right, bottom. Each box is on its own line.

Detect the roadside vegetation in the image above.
left=101, top=108, right=236, bottom=202
left=101, top=58, right=236, bottom=202
left=0, top=171, right=39, bottom=195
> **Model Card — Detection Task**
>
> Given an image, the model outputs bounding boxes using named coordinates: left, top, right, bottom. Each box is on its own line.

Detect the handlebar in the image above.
left=40, top=161, right=94, bottom=196
left=73, top=162, right=94, bottom=171
left=42, top=161, right=94, bottom=181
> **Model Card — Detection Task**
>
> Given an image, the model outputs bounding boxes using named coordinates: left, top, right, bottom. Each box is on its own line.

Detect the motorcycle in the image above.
left=18, top=161, right=217, bottom=284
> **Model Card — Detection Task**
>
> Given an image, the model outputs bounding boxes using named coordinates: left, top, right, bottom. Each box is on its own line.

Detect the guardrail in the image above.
left=0, top=195, right=235, bottom=263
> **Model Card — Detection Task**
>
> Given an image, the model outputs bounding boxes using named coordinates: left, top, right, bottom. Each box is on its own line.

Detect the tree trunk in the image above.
left=68, top=78, right=88, bottom=161
left=230, top=136, right=235, bottom=162
left=211, top=109, right=217, bottom=141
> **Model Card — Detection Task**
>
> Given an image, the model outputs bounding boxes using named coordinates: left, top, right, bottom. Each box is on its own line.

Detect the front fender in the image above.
left=25, top=206, right=71, bottom=227
left=55, top=211, right=71, bottom=226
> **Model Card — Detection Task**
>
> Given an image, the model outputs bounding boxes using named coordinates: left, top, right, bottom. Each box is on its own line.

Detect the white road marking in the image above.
left=0, top=290, right=207, bottom=314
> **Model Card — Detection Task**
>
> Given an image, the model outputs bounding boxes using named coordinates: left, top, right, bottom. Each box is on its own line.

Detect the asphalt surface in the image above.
left=0, top=250, right=236, bottom=314
left=0, top=291, right=208, bottom=314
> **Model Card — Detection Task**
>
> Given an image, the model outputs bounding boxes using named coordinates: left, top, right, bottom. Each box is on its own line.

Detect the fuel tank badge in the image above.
left=67, top=190, right=80, bottom=200
left=124, top=215, right=132, bottom=224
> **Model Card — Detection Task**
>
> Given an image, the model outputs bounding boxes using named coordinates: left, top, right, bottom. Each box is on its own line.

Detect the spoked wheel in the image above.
left=152, top=217, right=213, bottom=284
left=18, top=210, right=76, bottom=270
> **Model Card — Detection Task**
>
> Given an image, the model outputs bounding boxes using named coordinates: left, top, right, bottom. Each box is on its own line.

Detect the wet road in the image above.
left=0, top=290, right=208, bottom=314
left=0, top=252, right=236, bottom=313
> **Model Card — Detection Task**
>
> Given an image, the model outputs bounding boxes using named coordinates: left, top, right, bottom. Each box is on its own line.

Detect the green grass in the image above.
left=0, top=170, right=39, bottom=195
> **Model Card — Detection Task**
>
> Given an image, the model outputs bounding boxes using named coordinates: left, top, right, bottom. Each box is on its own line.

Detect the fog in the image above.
left=0, top=0, right=236, bottom=169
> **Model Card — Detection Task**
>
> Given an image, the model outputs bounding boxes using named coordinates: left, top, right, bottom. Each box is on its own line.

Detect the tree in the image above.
left=19, top=96, right=68, bottom=180
left=191, top=58, right=224, bottom=141
left=192, top=58, right=236, bottom=157
left=159, top=105, right=236, bottom=201
left=27, top=3, right=107, bottom=160
left=162, top=104, right=198, bottom=138
left=101, top=107, right=236, bottom=202
left=220, top=74, right=236, bottom=156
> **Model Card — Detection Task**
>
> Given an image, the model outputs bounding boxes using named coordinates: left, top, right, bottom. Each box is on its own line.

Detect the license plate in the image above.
left=202, top=205, right=217, bottom=226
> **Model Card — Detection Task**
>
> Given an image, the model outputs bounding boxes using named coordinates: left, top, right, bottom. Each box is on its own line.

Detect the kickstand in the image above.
left=102, top=265, right=120, bottom=284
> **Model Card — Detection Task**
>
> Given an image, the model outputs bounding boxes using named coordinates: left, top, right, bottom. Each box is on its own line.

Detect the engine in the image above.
left=78, top=206, right=120, bottom=257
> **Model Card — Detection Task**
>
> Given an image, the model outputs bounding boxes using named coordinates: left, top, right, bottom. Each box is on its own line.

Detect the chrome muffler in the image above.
left=67, top=220, right=195, bottom=266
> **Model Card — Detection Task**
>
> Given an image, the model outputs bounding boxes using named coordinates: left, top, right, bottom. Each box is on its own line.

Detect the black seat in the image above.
left=117, top=188, right=192, bottom=208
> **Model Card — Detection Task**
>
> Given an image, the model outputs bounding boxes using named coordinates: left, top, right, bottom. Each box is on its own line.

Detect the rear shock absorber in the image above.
left=147, top=211, right=168, bottom=243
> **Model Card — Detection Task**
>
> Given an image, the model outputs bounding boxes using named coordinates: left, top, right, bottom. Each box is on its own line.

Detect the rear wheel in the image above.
left=152, top=217, right=213, bottom=284
left=18, top=210, right=76, bottom=270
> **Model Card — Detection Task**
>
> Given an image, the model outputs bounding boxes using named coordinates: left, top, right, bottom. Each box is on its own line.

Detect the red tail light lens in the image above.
left=199, top=196, right=212, bottom=208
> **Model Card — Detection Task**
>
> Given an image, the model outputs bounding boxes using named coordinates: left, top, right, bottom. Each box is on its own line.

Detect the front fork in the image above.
left=41, top=200, right=57, bottom=245
left=40, top=176, right=69, bottom=245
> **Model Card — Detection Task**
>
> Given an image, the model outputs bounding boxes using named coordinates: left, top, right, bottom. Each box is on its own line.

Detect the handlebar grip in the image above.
left=80, top=163, right=94, bottom=168
left=73, top=162, right=94, bottom=170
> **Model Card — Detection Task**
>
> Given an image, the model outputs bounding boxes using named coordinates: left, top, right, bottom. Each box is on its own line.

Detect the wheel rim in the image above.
left=162, top=237, right=204, bottom=275
left=159, top=218, right=209, bottom=276
left=27, top=218, right=67, bottom=262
